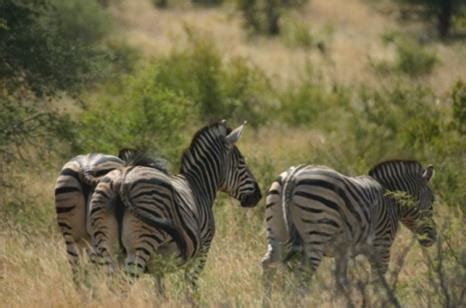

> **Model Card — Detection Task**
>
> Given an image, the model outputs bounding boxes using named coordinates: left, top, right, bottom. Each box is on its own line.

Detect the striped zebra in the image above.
left=261, top=160, right=436, bottom=298
left=88, top=121, right=262, bottom=297
left=54, top=151, right=133, bottom=271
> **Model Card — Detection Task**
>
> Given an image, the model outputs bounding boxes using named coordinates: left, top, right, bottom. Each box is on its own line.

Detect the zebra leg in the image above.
left=334, top=246, right=350, bottom=293
left=121, top=213, right=152, bottom=281
left=261, top=248, right=278, bottom=306
left=184, top=247, right=210, bottom=304
left=154, top=274, right=166, bottom=298
left=88, top=180, right=119, bottom=274
left=294, top=244, right=324, bottom=298
left=367, top=241, right=390, bottom=279
left=55, top=172, right=88, bottom=274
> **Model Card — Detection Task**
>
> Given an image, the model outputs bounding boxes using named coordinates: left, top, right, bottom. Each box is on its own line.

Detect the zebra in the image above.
left=261, top=160, right=436, bottom=299
left=54, top=150, right=138, bottom=271
left=87, top=120, right=262, bottom=298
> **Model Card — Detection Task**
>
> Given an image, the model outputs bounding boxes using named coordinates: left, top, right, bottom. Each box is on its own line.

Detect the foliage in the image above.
left=152, top=0, right=168, bottom=8
left=396, top=39, right=438, bottom=77
left=237, top=0, right=309, bottom=35
left=336, top=82, right=465, bottom=209
left=77, top=66, right=192, bottom=161
left=281, top=17, right=314, bottom=49
left=374, top=33, right=438, bottom=77
left=451, top=80, right=466, bottom=134
left=0, top=94, right=76, bottom=187
left=278, top=69, right=350, bottom=128
left=191, top=0, right=223, bottom=6
left=393, top=0, right=466, bottom=38
left=0, top=0, right=133, bottom=97
left=153, top=33, right=270, bottom=126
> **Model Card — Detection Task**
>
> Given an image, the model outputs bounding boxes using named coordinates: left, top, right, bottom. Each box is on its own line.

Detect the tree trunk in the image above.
left=265, top=0, right=281, bottom=35
left=437, top=0, right=452, bottom=38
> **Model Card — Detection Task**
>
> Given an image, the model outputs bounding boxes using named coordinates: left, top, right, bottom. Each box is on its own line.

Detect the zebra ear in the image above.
left=225, top=121, right=247, bottom=145
left=422, top=164, right=434, bottom=182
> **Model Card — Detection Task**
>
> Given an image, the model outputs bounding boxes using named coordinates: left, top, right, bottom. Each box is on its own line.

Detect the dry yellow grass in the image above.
left=109, top=0, right=465, bottom=92
left=1, top=126, right=464, bottom=307
left=1, top=0, right=465, bottom=307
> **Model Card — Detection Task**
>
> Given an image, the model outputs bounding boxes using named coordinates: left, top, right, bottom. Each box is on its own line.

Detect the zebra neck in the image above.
left=179, top=153, right=223, bottom=210
left=375, top=194, right=401, bottom=238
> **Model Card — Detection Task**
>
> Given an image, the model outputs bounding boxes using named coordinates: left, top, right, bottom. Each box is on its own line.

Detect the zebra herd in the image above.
left=54, top=120, right=437, bottom=302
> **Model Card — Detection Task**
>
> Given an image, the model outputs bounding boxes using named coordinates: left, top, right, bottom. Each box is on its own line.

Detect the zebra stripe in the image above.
left=261, top=160, right=436, bottom=298
left=54, top=152, right=125, bottom=271
left=88, top=121, right=262, bottom=296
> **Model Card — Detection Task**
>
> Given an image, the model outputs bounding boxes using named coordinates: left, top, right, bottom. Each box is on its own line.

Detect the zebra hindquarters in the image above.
left=121, top=211, right=173, bottom=280
left=287, top=184, right=345, bottom=291
left=87, top=170, right=122, bottom=274
left=261, top=175, right=293, bottom=305
left=54, top=161, right=90, bottom=272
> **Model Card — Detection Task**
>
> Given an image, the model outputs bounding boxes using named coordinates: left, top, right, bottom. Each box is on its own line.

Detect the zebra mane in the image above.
left=369, top=160, right=424, bottom=190
left=179, top=121, right=231, bottom=173
left=118, top=148, right=169, bottom=174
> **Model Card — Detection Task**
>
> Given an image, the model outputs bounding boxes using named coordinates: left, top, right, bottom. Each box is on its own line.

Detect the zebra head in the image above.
left=220, top=121, right=262, bottom=208
left=370, top=161, right=437, bottom=247
left=410, top=165, right=436, bottom=247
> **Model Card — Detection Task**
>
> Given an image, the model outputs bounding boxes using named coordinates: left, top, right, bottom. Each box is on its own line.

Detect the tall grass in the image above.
left=1, top=0, right=465, bottom=307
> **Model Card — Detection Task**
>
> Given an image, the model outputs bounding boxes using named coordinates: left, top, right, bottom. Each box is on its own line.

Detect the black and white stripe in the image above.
left=54, top=153, right=125, bottom=270
left=88, top=121, right=262, bottom=296
left=261, top=160, right=436, bottom=297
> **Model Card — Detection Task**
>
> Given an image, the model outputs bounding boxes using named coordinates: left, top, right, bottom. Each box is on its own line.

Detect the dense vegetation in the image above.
left=1, top=0, right=465, bottom=307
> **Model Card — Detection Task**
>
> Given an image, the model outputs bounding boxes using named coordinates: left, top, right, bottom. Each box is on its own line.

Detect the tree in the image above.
left=0, top=0, right=114, bottom=96
left=395, top=0, right=466, bottom=38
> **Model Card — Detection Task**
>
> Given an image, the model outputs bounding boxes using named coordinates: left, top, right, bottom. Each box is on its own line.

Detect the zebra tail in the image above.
left=119, top=170, right=188, bottom=261
left=281, top=165, right=304, bottom=237
left=82, top=170, right=101, bottom=187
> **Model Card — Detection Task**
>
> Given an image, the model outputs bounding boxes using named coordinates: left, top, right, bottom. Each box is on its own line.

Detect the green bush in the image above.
left=451, top=80, right=466, bottom=134
left=278, top=70, right=350, bottom=128
left=153, top=34, right=270, bottom=126
left=191, top=0, right=223, bottom=6
left=334, top=82, right=465, bottom=209
left=396, top=40, right=438, bottom=77
left=0, top=94, right=76, bottom=186
left=77, top=66, right=192, bottom=161
left=237, top=0, right=309, bottom=36
left=281, top=17, right=314, bottom=49
left=375, top=33, right=438, bottom=77
left=0, top=0, right=129, bottom=96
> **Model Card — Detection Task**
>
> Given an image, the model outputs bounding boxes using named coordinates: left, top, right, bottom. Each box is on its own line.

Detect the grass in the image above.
left=1, top=126, right=465, bottom=307
left=1, top=0, right=465, bottom=307
left=109, top=0, right=465, bottom=93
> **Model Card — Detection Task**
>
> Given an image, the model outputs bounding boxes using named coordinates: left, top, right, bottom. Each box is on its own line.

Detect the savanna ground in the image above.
left=1, top=0, right=465, bottom=307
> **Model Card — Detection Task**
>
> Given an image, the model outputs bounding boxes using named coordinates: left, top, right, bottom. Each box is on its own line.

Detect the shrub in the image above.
left=375, top=33, right=438, bottom=77
left=396, top=40, right=438, bottom=77
left=337, top=82, right=465, bottom=210
left=0, top=94, right=76, bottom=186
left=0, top=0, right=130, bottom=96
left=278, top=69, right=350, bottom=128
left=153, top=34, right=270, bottom=126
left=237, top=0, right=309, bottom=36
left=281, top=17, right=314, bottom=49
left=451, top=80, right=466, bottom=134
left=191, top=0, right=223, bottom=6
left=77, top=66, right=192, bottom=161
